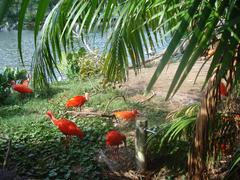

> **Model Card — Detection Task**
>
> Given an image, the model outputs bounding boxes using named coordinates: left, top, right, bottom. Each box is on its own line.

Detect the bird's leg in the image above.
left=111, top=146, right=116, bottom=160
left=74, top=107, right=78, bottom=112
left=116, top=117, right=120, bottom=124
left=112, top=146, right=119, bottom=161
left=107, top=145, right=115, bottom=160
left=64, top=135, right=71, bottom=149
left=116, top=145, right=120, bottom=160
left=63, top=135, right=68, bottom=149
left=113, top=117, right=120, bottom=127
left=66, top=135, right=71, bottom=144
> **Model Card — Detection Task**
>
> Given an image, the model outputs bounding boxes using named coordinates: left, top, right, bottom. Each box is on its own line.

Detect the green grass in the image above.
left=0, top=78, right=168, bottom=179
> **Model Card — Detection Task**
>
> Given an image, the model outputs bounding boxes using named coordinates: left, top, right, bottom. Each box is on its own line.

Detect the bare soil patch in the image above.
left=122, top=60, right=210, bottom=111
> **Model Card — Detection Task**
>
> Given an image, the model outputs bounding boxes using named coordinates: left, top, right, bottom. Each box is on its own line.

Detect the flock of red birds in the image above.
left=10, top=78, right=140, bottom=152
left=46, top=95, right=139, bottom=154
left=10, top=78, right=228, bottom=152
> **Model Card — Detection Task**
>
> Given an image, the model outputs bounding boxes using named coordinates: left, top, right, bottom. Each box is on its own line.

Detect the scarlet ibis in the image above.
left=11, top=80, right=33, bottom=93
left=46, top=111, right=84, bottom=142
left=106, top=130, right=126, bottom=147
left=65, top=93, right=89, bottom=111
left=106, top=130, right=126, bottom=159
left=219, top=82, right=228, bottom=97
left=113, top=110, right=140, bottom=122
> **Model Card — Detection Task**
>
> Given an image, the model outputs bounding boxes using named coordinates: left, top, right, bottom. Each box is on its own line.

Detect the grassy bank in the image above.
left=0, top=78, right=168, bottom=179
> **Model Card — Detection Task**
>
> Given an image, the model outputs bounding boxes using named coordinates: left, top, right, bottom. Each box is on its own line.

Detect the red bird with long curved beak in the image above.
left=113, top=109, right=140, bottom=122
left=106, top=130, right=126, bottom=159
left=65, top=93, right=89, bottom=111
left=46, top=111, right=84, bottom=142
left=11, top=80, right=33, bottom=93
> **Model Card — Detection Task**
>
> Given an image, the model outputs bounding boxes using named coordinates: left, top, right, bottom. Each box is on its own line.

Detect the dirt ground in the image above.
left=122, top=58, right=210, bottom=111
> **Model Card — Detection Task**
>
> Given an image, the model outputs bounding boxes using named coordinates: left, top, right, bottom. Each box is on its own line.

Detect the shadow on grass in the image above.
left=147, top=141, right=189, bottom=177
left=0, top=116, right=113, bottom=179
left=0, top=100, right=41, bottom=119
left=0, top=134, right=104, bottom=179
left=34, top=86, right=67, bottom=99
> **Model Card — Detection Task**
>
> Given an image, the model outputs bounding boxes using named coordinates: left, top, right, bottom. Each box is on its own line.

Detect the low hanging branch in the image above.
left=137, top=91, right=156, bottom=104
left=104, top=95, right=127, bottom=113
left=65, top=110, right=115, bottom=118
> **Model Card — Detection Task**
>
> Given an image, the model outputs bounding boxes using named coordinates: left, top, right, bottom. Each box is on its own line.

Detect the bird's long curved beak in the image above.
left=123, top=139, right=127, bottom=147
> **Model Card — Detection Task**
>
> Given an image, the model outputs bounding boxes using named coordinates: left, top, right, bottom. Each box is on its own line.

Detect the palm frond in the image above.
left=18, top=0, right=31, bottom=64
left=147, top=104, right=198, bottom=153
left=24, top=0, right=191, bottom=88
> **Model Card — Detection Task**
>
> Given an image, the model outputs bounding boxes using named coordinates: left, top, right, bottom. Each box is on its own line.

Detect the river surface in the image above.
left=0, top=30, right=170, bottom=74
left=0, top=30, right=34, bottom=73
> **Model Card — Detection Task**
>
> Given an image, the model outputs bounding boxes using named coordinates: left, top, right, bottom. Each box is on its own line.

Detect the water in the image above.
left=0, top=30, right=34, bottom=73
left=0, top=30, right=170, bottom=74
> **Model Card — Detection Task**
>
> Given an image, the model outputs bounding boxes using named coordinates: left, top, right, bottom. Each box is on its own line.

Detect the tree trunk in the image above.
left=189, top=94, right=208, bottom=179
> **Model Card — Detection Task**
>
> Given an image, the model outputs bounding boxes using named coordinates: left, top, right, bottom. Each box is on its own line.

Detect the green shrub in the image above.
left=63, top=48, right=103, bottom=80
left=0, top=67, right=28, bottom=104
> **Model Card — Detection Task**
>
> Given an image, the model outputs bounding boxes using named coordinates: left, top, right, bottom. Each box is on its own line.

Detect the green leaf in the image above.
left=18, top=0, right=31, bottom=64
left=172, top=0, right=228, bottom=95
left=165, top=0, right=216, bottom=99
left=146, top=0, right=201, bottom=94
left=34, top=0, right=51, bottom=47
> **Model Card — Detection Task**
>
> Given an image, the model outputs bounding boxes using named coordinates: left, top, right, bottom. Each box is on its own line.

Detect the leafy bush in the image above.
left=63, top=48, right=103, bottom=80
left=146, top=104, right=199, bottom=172
left=0, top=67, right=28, bottom=104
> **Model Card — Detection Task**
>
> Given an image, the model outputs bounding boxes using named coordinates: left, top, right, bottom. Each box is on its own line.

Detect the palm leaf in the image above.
left=146, top=0, right=201, bottom=94
left=18, top=0, right=31, bottom=64
left=165, top=0, right=216, bottom=99
left=172, top=0, right=228, bottom=95
left=34, top=0, right=51, bottom=47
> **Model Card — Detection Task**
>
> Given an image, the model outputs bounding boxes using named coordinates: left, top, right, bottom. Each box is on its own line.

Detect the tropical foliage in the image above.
left=147, top=104, right=198, bottom=172
left=12, top=0, right=240, bottom=99
left=1, top=0, right=240, bottom=178
left=16, top=0, right=192, bottom=88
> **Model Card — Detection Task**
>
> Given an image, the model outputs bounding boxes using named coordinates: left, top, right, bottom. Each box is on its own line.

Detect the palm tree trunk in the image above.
left=188, top=55, right=237, bottom=179
left=188, top=72, right=218, bottom=179
left=189, top=94, right=209, bottom=179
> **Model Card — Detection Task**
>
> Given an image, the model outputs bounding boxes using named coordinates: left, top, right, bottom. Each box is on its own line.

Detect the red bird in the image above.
left=219, top=82, right=228, bottom=97
left=46, top=111, right=84, bottom=141
left=106, top=130, right=126, bottom=147
left=106, top=130, right=126, bottom=159
left=11, top=80, right=33, bottom=93
left=113, top=110, right=140, bottom=122
left=65, top=93, right=89, bottom=111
